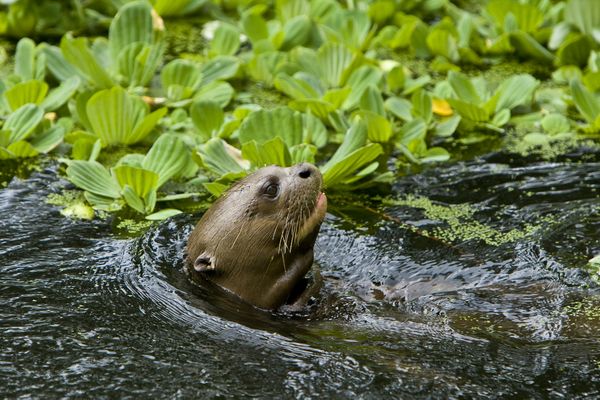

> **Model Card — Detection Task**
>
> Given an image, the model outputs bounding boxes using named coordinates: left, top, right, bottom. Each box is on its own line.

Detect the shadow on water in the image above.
left=2, top=153, right=600, bottom=398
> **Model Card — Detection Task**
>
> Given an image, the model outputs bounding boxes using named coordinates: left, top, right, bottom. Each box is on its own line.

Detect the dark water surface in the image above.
left=2, top=153, right=600, bottom=398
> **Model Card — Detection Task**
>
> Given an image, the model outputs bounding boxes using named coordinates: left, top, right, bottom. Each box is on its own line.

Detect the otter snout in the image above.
left=290, top=163, right=322, bottom=185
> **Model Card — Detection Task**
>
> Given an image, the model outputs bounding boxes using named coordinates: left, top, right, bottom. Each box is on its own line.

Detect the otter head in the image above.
left=186, top=163, right=327, bottom=310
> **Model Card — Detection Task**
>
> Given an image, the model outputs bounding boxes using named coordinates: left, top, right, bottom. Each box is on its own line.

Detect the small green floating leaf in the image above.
left=200, top=56, right=240, bottom=84
left=60, top=34, right=114, bottom=89
left=14, top=38, right=36, bottom=81
left=448, top=71, right=481, bottom=105
left=190, top=101, right=225, bottom=138
left=193, top=81, right=234, bottom=108
left=197, top=138, right=246, bottom=176
left=30, top=124, right=65, bottom=154
left=5, top=104, right=44, bottom=143
left=359, top=85, right=385, bottom=116
left=238, top=107, right=327, bottom=148
left=113, top=165, right=159, bottom=199
left=66, top=160, right=121, bottom=199
left=210, top=23, right=240, bottom=56
left=541, top=113, right=570, bottom=135
left=4, top=80, right=48, bottom=111
left=40, top=76, right=81, bottom=111
left=109, top=0, right=156, bottom=61
left=570, top=79, right=600, bottom=123
left=86, top=86, right=166, bottom=146
left=145, top=208, right=183, bottom=221
left=142, top=134, right=189, bottom=188
left=6, top=141, right=39, bottom=158
left=242, top=137, right=292, bottom=167
left=494, top=74, right=539, bottom=112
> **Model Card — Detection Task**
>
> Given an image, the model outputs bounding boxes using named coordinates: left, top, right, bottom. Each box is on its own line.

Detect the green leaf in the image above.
left=66, top=160, right=121, bottom=198
left=5, top=104, right=44, bottom=143
left=359, top=110, right=393, bottom=143
left=420, top=147, right=450, bottom=163
left=30, top=124, right=65, bottom=153
left=190, top=101, right=224, bottom=138
left=200, top=56, right=240, bottom=84
left=398, top=118, right=427, bottom=146
left=117, top=42, right=165, bottom=88
left=113, top=165, right=159, bottom=198
left=427, top=28, right=459, bottom=63
left=359, top=85, right=385, bottom=116
left=86, top=86, right=166, bottom=146
left=318, top=42, right=356, bottom=88
left=197, top=138, right=245, bottom=176
left=322, top=143, right=382, bottom=188
left=84, top=192, right=123, bottom=212
left=238, top=107, right=327, bottom=148
left=194, top=81, right=234, bottom=108
left=142, top=134, right=189, bottom=187
left=447, top=98, right=490, bottom=122
left=570, top=79, right=600, bottom=123
left=246, top=51, right=287, bottom=85
left=6, top=141, right=39, bottom=158
left=448, top=71, right=481, bottom=104
left=279, top=15, right=312, bottom=51
left=121, top=185, right=146, bottom=213
left=15, top=38, right=35, bottom=81
left=275, top=73, right=319, bottom=100
left=386, top=66, right=406, bottom=93
left=241, top=137, right=292, bottom=167
left=210, top=23, right=240, bottom=56
left=487, top=0, right=544, bottom=33
left=509, top=31, right=555, bottom=63
left=491, top=108, right=511, bottom=127
left=161, top=59, right=203, bottom=100
left=411, top=90, right=432, bottom=124
left=434, top=115, right=461, bottom=137
left=130, top=107, right=168, bottom=145
left=151, top=0, right=206, bottom=16
left=564, top=0, right=600, bottom=37
left=494, top=74, right=539, bottom=112
left=289, top=99, right=337, bottom=120
left=145, top=208, right=183, bottom=220
left=556, top=35, right=593, bottom=67
left=385, top=97, right=413, bottom=121
left=109, top=0, right=155, bottom=62
left=322, top=118, right=367, bottom=172
left=60, top=34, right=114, bottom=89
left=40, top=45, right=82, bottom=83
left=40, top=76, right=80, bottom=111
left=242, top=13, right=269, bottom=44
left=289, top=143, right=317, bottom=164
left=343, top=65, right=383, bottom=110
left=4, top=80, right=48, bottom=111
left=541, top=113, right=570, bottom=135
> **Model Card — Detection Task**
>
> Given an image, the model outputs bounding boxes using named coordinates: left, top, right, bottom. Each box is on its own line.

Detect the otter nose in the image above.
left=297, top=163, right=315, bottom=179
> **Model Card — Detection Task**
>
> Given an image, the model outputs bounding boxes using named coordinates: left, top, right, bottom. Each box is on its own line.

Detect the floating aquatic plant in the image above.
left=0, top=0, right=597, bottom=222
left=65, top=134, right=191, bottom=218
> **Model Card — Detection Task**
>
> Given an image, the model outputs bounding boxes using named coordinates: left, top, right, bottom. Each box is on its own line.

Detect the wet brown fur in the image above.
left=186, top=163, right=326, bottom=310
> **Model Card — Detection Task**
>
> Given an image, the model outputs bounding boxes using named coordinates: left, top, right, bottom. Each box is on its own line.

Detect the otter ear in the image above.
left=193, top=252, right=215, bottom=273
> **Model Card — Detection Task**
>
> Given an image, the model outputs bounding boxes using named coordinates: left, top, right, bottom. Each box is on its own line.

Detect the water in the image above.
left=1, top=152, right=600, bottom=398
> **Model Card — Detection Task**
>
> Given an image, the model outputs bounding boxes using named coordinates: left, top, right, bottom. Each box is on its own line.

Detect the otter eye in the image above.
left=261, top=181, right=280, bottom=198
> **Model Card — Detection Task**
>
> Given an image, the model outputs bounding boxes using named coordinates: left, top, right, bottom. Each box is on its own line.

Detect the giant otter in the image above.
left=186, top=163, right=327, bottom=310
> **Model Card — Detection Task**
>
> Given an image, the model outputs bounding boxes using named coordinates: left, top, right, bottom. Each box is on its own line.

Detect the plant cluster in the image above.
left=0, top=0, right=598, bottom=219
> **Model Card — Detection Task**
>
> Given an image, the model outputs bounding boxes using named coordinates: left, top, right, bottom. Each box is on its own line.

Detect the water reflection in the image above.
left=1, top=154, right=600, bottom=398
